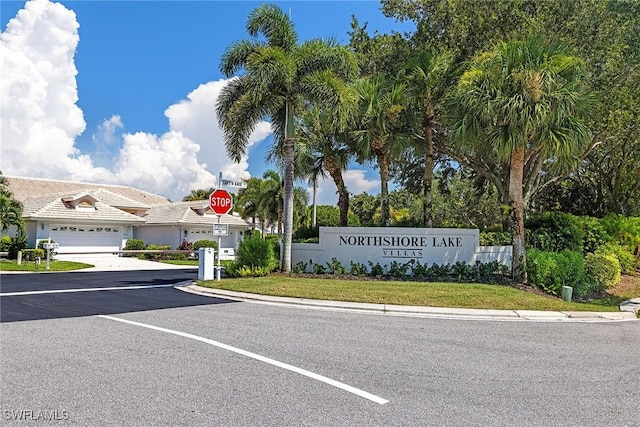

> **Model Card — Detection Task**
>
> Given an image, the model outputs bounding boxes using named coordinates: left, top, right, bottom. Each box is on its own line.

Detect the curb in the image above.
left=177, top=284, right=638, bottom=322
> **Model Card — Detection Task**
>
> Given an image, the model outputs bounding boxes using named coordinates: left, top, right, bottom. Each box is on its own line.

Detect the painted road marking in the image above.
left=0, top=284, right=175, bottom=297
left=99, top=314, right=389, bottom=405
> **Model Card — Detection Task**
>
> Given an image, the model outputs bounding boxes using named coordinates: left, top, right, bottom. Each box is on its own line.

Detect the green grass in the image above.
left=160, top=259, right=199, bottom=266
left=198, top=275, right=622, bottom=312
left=0, top=259, right=93, bottom=272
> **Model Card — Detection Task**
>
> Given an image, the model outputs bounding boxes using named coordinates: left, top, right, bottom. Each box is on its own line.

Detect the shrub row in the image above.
left=292, top=258, right=510, bottom=284
left=526, top=249, right=622, bottom=300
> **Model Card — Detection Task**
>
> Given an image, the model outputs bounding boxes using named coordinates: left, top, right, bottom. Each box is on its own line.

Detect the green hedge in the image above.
left=585, top=252, right=621, bottom=291
left=193, top=240, right=218, bottom=250
left=236, top=237, right=277, bottom=271
left=526, top=249, right=588, bottom=297
left=124, top=239, right=144, bottom=250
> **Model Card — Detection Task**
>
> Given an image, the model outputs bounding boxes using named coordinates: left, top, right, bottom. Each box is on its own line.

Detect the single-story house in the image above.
left=3, top=176, right=252, bottom=258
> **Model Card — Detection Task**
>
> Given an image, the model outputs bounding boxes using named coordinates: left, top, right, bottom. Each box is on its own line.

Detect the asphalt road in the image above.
left=1, top=271, right=639, bottom=426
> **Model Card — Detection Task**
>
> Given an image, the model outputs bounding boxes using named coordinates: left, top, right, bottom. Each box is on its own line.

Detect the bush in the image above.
left=143, top=244, right=171, bottom=260
left=177, top=240, right=193, bottom=251
left=596, top=243, right=635, bottom=275
left=236, top=237, right=276, bottom=271
left=124, top=239, right=144, bottom=250
left=525, top=212, right=583, bottom=252
left=574, top=216, right=609, bottom=254
left=326, top=258, right=347, bottom=274
left=0, top=235, right=12, bottom=252
left=585, top=252, right=621, bottom=291
left=479, top=231, right=511, bottom=246
left=7, top=238, right=26, bottom=259
left=193, top=240, right=218, bottom=251
left=526, top=249, right=588, bottom=297
left=22, top=248, right=44, bottom=262
left=293, top=226, right=319, bottom=241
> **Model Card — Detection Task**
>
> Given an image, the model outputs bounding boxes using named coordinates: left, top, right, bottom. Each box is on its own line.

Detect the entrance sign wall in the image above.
left=291, top=227, right=512, bottom=271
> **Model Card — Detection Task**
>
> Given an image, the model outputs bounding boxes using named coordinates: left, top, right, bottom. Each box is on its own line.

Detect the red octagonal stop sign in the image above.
left=209, top=189, right=233, bottom=215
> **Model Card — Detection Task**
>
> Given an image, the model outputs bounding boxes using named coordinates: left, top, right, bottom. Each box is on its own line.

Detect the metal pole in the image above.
left=216, top=171, right=222, bottom=281
left=216, top=214, right=222, bottom=281
left=46, top=237, right=51, bottom=270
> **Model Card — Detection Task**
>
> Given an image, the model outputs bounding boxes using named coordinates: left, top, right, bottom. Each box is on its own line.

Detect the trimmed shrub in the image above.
left=0, top=235, right=12, bottom=251
left=526, top=249, right=587, bottom=297
left=585, top=252, right=621, bottom=291
left=596, top=243, right=635, bottom=275
left=193, top=240, right=218, bottom=251
left=236, top=237, right=276, bottom=271
left=124, top=239, right=144, bottom=250
left=143, top=244, right=171, bottom=260
left=22, top=248, right=44, bottom=262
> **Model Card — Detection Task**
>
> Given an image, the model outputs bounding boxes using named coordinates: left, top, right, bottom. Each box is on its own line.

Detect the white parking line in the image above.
left=99, top=314, right=389, bottom=405
left=0, top=284, right=175, bottom=297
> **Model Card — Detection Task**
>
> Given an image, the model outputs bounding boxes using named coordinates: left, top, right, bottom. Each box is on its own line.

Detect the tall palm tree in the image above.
left=448, top=37, right=593, bottom=283
left=351, top=74, right=409, bottom=227
left=216, top=4, right=357, bottom=272
left=298, top=106, right=353, bottom=227
left=402, top=49, right=455, bottom=227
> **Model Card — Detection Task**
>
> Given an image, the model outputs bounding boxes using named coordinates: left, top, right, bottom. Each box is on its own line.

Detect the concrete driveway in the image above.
left=56, top=254, right=198, bottom=271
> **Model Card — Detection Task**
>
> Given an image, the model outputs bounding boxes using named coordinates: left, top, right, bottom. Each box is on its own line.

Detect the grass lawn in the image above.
left=198, top=274, right=636, bottom=312
left=0, top=259, right=93, bottom=272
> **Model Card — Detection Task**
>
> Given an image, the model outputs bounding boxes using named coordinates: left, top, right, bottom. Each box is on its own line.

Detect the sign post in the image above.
left=209, top=185, right=233, bottom=281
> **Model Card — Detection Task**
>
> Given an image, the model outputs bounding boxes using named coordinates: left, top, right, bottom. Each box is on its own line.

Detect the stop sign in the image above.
left=209, top=189, right=233, bottom=215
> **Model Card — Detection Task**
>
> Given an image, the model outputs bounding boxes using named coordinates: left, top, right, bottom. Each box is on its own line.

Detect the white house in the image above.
left=4, top=176, right=252, bottom=258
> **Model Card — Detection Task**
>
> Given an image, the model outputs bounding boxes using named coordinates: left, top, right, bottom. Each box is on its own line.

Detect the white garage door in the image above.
left=50, top=225, right=121, bottom=254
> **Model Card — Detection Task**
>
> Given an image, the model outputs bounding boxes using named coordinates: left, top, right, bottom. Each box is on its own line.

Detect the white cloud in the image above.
left=0, top=0, right=85, bottom=176
left=0, top=0, right=272, bottom=202
left=164, top=80, right=272, bottom=185
left=314, top=168, right=380, bottom=205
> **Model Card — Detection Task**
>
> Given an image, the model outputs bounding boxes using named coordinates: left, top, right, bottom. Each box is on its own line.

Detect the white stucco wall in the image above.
left=292, top=227, right=512, bottom=272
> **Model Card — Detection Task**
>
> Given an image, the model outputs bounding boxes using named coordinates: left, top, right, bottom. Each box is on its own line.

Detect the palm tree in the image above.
left=402, top=49, right=455, bottom=227
left=298, top=106, right=353, bottom=227
left=448, top=37, right=593, bottom=283
left=259, top=170, right=284, bottom=239
left=182, top=188, right=215, bottom=202
left=216, top=4, right=357, bottom=272
left=351, top=74, right=409, bottom=227
left=236, top=177, right=264, bottom=231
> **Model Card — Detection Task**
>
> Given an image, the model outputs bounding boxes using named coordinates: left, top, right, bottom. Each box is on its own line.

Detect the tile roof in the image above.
left=4, top=176, right=170, bottom=207
left=144, top=200, right=252, bottom=227
left=22, top=194, right=146, bottom=224
left=6, top=176, right=250, bottom=227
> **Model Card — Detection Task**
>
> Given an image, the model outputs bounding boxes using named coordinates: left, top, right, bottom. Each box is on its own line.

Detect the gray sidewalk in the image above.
left=180, top=284, right=639, bottom=322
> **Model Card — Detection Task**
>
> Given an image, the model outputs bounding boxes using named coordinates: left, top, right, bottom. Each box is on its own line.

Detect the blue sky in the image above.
left=0, top=0, right=413, bottom=203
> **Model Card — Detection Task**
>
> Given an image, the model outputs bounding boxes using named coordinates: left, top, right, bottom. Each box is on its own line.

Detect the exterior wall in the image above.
left=134, top=225, right=246, bottom=258
left=292, top=227, right=512, bottom=271
left=25, top=221, right=38, bottom=248
left=135, top=225, right=181, bottom=249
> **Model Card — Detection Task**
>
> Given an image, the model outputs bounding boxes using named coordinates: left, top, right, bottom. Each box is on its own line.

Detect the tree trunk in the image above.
left=281, top=100, right=295, bottom=273
left=312, top=179, right=317, bottom=227
left=326, top=156, right=349, bottom=227
left=378, top=149, right=390, bottom=227
left=422, top=104, right=435, bottom=228
left=509, top=146, right=527, bottom=284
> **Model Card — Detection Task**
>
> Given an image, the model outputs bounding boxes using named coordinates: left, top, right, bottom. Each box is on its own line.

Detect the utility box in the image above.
left=197, top=248, right=215, bottom=280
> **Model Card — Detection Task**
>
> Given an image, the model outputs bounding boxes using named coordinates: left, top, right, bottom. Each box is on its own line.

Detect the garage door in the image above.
left=50, top=225, right=121, bottom=253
